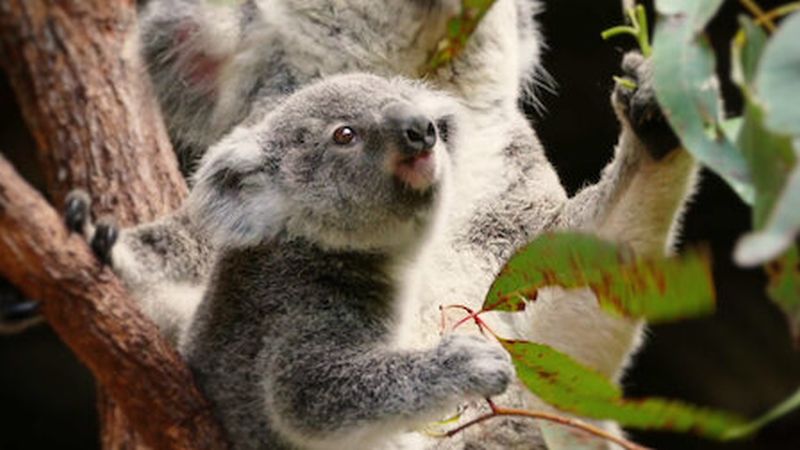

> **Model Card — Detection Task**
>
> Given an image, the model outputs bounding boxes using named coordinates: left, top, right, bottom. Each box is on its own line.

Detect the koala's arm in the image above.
left=65, top=191, right=211, bottom=342
left=528, top=54, right=696, bottom=383
left=555, top=53, right=697, bottom=257
left=266, top=333, right=512, bottom=450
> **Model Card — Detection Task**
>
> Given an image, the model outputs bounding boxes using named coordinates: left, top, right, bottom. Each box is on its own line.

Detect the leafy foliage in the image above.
left=652, top=0, right=754, bottom=202
left=483, top=233, right=715, bottom=322
left=502, top=340, right=747, bottom=439
left=426, top=0, right=800, bottom=445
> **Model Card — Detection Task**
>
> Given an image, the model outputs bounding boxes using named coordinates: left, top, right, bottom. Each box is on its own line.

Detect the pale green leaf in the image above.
left=652, top=2, right=754, bottom=202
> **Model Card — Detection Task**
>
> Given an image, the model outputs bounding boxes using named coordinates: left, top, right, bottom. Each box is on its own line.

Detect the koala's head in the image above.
left=189, top=73, right=461, bottom=252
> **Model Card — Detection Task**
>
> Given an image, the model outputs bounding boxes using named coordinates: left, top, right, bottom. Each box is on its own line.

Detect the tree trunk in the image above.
left=0, top=1, right=226, bottom=449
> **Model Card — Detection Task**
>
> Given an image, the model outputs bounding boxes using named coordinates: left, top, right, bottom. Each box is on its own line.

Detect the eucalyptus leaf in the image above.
left=652, top=4, right=754, bottom=202
left=756, top=11, right=800, bottom=137
left=501, top=339, right=748, bottom=439
left=731, top=16, right=768, bottom=89
left=733, top=99, right=799, bottom=267
left=482, top=233, right=715, bottom=323
left=654, top=0, right=725, bottom=31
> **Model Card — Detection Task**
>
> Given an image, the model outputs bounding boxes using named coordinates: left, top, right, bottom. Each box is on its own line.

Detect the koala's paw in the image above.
left=91, top=217, right=119, bottom=266
left=439, top=334, right=514, bottom=398
left=63, top=190, right=118, bottom=266
left=0, top=299, right=42, bottom=334
left=613, top=52, right=681, bottom=160
left=64, top=189, right=91, bottom=234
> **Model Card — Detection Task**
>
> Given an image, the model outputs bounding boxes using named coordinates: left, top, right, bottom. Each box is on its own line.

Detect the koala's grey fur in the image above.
left=138, top=0, right=543, bottom=176
left=72, top=1, right=698, bottom=449
left=180, top=73, right=514, bottom=449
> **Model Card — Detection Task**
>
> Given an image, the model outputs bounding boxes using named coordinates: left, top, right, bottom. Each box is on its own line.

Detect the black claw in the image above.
left=91, top=219, right=119, bottom=266
left=1, top=299, right=41, bottom=321
left=615, top=53, right=681, bottom=160
left=64, top=189, right=91, bottom=233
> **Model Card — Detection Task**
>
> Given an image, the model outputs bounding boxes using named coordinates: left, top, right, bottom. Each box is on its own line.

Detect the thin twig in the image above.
left=443, top=405, right=651, bottom=450
left=757, top=2, right=800, bottom=24
left=740, top=0, right=777, bottom=32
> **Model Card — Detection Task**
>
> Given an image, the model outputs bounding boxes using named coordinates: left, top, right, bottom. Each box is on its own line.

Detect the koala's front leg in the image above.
left=268, top=334, right=513, bottom=450
left=529, top=53, right=698, bottom=383
left=557, top=52, right=697, bottom=257
left=64, top=190, right=212, bottom=342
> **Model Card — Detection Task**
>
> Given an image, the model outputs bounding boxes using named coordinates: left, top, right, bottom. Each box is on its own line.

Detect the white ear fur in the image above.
left=187, top=128, right=287, bottom=248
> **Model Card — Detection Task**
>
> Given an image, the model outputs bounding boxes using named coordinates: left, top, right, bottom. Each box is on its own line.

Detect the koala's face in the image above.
left=191, top=74, right=461, bottom=251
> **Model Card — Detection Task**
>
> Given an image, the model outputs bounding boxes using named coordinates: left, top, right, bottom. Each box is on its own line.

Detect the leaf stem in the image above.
left=739, top=0, right=777, bottom=32
left=442, top=404, right=651, bottom=450
left=601, top=4, right=652, bottom=57
left=757, top=2, right=800, bottom=24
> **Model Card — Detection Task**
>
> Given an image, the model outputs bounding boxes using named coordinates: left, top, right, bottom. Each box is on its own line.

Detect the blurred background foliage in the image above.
left=1, top=0, right=798, bottom=449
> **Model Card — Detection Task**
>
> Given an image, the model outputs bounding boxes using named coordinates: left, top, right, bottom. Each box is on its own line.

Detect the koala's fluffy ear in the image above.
left=187, top=128, right=287, bottom=248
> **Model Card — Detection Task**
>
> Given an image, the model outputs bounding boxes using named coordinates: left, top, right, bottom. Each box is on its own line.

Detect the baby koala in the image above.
left=179, top=73, right=513, bottom=449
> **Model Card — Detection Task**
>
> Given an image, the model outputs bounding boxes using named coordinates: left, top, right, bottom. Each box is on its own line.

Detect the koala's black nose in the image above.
left=385, top=104, right=437, bottom=155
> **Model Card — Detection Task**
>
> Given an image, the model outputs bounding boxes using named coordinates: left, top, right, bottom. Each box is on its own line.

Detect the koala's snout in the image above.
left=384, top=103, right=437, bottom=156
left=383, top=103, right=441, bottom=192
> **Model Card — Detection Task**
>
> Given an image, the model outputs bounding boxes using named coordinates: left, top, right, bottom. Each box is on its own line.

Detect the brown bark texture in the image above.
left=0, top=0, right=187, bottom=223
left=0, top=157, right=227, bottom=449
left=0, top=0, right=227, bottom=449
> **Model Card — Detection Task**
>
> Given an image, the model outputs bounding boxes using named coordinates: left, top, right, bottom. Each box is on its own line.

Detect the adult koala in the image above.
left=61, top=0, right=695, bottom=448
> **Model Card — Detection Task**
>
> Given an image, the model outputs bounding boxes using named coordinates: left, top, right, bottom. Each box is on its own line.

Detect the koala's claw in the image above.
left=64, top=189, right=91, bottom=234
left=439, top=334, right=514, bottom=398
left=63, top=190, right=118, bottom=266
left=1, top=299, right=40, bottom=321
left=613, top=52, right=681, bottom=160
left=91, top=218, right=118, bottom=266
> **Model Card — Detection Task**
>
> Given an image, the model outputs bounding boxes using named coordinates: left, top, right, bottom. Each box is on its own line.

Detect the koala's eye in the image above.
left=332, top=126, right=357, bottom=146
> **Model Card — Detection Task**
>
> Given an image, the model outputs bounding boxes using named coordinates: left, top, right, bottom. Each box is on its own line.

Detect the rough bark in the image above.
left=0, top=156, right=227, bottom=450
left=0, top=0, right=187, bottom=223
left=0, top=1, right=225, bottom=449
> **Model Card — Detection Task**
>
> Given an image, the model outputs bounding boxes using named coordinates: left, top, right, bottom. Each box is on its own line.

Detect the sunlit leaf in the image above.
left=652, top=0, right=754, bottom=202
left=500, top=339, right=748, bottom=439
left=482, top=233, right=715, bottom=323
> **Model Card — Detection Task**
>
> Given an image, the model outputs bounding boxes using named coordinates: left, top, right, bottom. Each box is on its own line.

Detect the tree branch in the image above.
left=0, top=155, right=227, bottom=449
left=0, top=0, right=225, bottom=448
left=0, top=0, right=187, bottom=224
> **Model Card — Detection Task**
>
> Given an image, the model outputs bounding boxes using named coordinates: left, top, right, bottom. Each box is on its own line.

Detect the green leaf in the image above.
left=731, top=16, right=768, bottom=89
left=501, top=339, right=748, bottom=439
left=756, top=11, right=800, bottom=137
left=482, top=233, right=715, bottom=323
left=730, top=15, right=800, bottom=345
left=652, top=1, right=754, bottom=203
left=734, top=101, right=799, bottom=266
left=736, top=103, right=796, bottom=230
left=655, top=0, right=725, bottom=31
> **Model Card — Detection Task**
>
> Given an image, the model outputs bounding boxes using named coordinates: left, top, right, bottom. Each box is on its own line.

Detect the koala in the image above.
left=71, top=73, right=515, bottom=449
left=58, top=1, right=695, bottom=449
left=137, top=0, right=543, bottom=176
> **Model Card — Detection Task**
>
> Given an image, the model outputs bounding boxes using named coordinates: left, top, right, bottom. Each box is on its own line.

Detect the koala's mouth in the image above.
left=392, top=150, right=437, bottom=191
